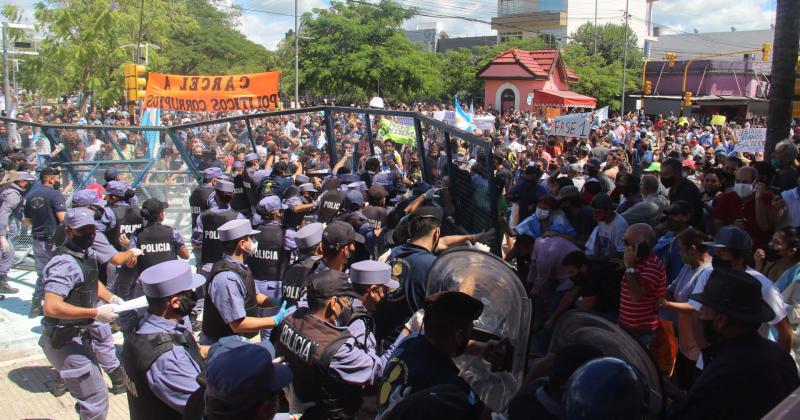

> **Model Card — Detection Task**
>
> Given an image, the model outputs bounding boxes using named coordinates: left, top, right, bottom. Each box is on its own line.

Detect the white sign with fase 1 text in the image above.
left=733, top=128, right=767, bottom=153
left=549, top=112, right=592, bottom=138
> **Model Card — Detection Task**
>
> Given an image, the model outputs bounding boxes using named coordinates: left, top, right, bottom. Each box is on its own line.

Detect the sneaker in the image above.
left=28, top=302, right=44, bottom=319
left=0, top=281, right=18, bottom=294
left=47, top=379, right=68, bottom=397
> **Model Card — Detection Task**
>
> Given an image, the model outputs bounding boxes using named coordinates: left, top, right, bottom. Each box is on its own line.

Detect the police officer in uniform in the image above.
left=200, top=219, right=291, bottom=345
left=0, top=171, right=35, bottom=294
left=104, top=181, right=143, bottom=299
left=243, top=153, right=261, bottom=215
left=348, top=260, right=399, bottom=352
left=124, top=260, right=206, bottom=420
left=282, top=222, right=324, bottom=308
left=189, top=167, right=221, bottom=231
left=248, top=196, right=294, bottom=340
left=24, top=167, right=67, bottom=318
left=231, top=161, right=253, bottom=218
left=316, top=221, right=365, bottom=274
left=259, top=161, right=294, bottom=202
left=361, top=205, right=389, bottom=261
left=317, top=182, right=346, bottom=224
left=272, top=269, right=391, bottom=419
left=130, top=198, right=190, bottom=271
left=192, top=179, right=243, bottom=273
left=336, top=190, right=371, bottom=264
left=39, top=208, right=122, bottom=420
left=283, top=183, right=318, bottom=230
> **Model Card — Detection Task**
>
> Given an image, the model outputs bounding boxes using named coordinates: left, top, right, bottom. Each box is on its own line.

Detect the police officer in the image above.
left=259, top=161, right=293, bottom=201
left=348, top=260, right=399, bottom=352
left=281, top=222, right=324, bottom=308
left=273, top=269, right=390, bottom=419
left=242, top=153, right=261, bottom=212
left=0, top=171, right=35, bottom=294
left=103, top=167, right=120, bottom=188
left=231, top=161, right=252, bottom=218
left=192, top=179, right=243, bottom=273
left=104, top=181, right=143, bottom=300
left=24, top=166, right=67, bottom=318
left=130, top=198, right=190, bottom=271
left=189, top=167, right=221, bottom=231
left=124, top=260, right=206, bottom=419
left=248, top=196, right=293, bottom=340
left=317, top=182, right=346, bottom=224
left=283, top=183, right=317, bottom=230
left=200, top=219, right=291, bottom=344
left=39, top=208, right=122, bottom=420
left=317, top=221, right=365, bottom=274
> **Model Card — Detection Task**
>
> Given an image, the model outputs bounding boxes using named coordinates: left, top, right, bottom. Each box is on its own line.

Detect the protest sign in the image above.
left=474, top=116, right=496, bottom=132
left=549, top=112, right=592, bottom=137
left=433, top=110, right=456, bottom=125
left=711, top=115, right=726, bottom=126
left=379, top=117, right=416, bottom=147
left=733, top=128, right=766, bottom=153
left=144, top=71, right=281, bottom=112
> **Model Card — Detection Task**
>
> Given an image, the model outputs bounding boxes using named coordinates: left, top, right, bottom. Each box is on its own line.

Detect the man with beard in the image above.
left=660, top=158, right=704, bottom=231
left=669, top=269, right=799, bottom=419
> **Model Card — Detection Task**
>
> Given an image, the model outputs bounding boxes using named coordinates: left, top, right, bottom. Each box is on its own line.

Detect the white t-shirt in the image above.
left=689, top=266, right=787, bottom=335
left=779, top=188, right=800, bottom=229
left=508, top=141, right=525, bottom=154
left=85, top=140, right=102, bottom=162
left=585, top=214, right=628, bottom=257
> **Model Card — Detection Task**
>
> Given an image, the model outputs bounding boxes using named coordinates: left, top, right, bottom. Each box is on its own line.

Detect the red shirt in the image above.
left=712, top=191, right=773, bottom=248
left=619, top=254, right=666, bottom=330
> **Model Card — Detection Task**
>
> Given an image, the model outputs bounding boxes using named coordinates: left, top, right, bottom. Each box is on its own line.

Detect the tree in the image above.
left=561, top=43, right=638, bottom=111
left=279, top=0, right=443, bottom=104
left=570, top=22, right=642, bottom=70
left=765, top=0, right=800, bottom=158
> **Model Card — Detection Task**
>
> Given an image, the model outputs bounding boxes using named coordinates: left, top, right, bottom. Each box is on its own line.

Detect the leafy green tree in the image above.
left=570, top=22, right=643, bottom=70
left=561, top=43, right=639, bottom=111
left=280, top=0, right=443, bottom=103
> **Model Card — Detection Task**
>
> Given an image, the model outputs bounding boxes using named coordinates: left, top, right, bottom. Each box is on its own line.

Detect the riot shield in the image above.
left=426, top=246, right=532, bottom=411
left=549, top=310, right=665, bottom=419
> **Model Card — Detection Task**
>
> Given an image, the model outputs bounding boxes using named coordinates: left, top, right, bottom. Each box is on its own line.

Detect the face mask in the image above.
left=765, top=247, right=781, bottom=262
left=661, top=176, right=674, bottom=189
left=71, top=232, right=95, bottom=251
left=711, top=255, right=731, bottom=271
left=454, top=330, right=470, bottom=357
left=666, top=219, right=687, bottom=232
left=241, top=239, right=256, bottom=256
left=771, top=158, right=782, bottom=169
left=733, top=183, right=753, bottom=198
left=53, top=181, right=61, bottom=191
left=175, top=295, right=197, bottom=317
left=335, top=299, right=353, bottom=327
left=680, top=251, right=693, bottom=265
left=700, top=318, right=720, bottom=345
left=535, top=208, right=550, bottom=220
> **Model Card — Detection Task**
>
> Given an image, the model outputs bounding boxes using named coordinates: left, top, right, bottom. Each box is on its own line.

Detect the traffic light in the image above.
left=644, top=80, right=652, bottom=95
left=683, top=91, right=692, bottom=107
left=123, top=63, right=147, bottom=102
left=666, top=52, right=676, bottom=67
left=762, top=43, right=771, bottom=61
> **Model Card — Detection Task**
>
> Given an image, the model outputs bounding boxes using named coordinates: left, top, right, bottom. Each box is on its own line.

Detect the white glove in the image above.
left=471, top=242, right=491, bottom=253
left=423, top=187, right=441, bottom=202
left=95, top=305, right=119, bottom=323
left=128, top=248, right=144, bottom=257
left=109, top=295, right=125, bottom=305
left=0, top=237, right=9, bottom=252
left=403, top=309, right=425, bottom=334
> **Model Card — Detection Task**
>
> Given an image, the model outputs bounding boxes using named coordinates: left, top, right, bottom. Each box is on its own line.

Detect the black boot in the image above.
left=48, top=376, right=68, bottom=397
left=0, top=275, right=18, bottom=294
left=108, top=366, right=128, bottom=395
left=28, top=299, right=43, bottom=318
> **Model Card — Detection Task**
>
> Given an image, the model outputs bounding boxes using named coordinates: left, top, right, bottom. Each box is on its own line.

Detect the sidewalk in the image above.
left=0, top=267, right=132, bottom=418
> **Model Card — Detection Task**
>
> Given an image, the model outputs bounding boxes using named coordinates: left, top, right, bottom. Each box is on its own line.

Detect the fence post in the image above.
left=244, top=118, right=258, bottom=154
left=364, top=112, right=375, bottom=157
left=443, top=131, right=453, bottom=182
left=324, top=108, right=337, bottom=166
left=486, top=143, right=501, bottom=256
left=168, top=129, right=201, bottom=182
left=414, top=118, right=429, bottom=184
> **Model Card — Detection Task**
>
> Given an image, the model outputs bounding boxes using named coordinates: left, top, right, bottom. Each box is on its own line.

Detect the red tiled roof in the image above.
left=479, top=49, right=579, bottom=82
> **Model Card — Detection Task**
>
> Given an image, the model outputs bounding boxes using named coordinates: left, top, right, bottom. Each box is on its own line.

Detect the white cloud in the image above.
left=653, top=0, right=775, bottom=34
left=237, top=12, right=293, bottom=50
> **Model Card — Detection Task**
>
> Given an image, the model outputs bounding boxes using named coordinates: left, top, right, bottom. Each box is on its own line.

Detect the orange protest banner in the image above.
left=144, top=71, right=281, bottom=112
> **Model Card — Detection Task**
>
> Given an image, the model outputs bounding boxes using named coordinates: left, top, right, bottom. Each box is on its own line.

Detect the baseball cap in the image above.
left=104, top=167, right=119, bottom=182
left=412, top=206, right=443, bottom=223
left=322, top=221, right=365, bottom=249
left=306, top=269, right=361, bottom=301
left=40, top=167, right=60, bottom=177
left=423, top=291, right=483, bottom=323
left=105, top=180, right=130, bottom=197
left=64, top=207, right=96, bottom=229
left=345, top=190, right=364, bottom=208
left=141, top=198, right=169, bottom=219
left=205, top=343, right=293, bottom=409
left=72, top=189, right=107, bottom=207
left=644, top=162, right=661, bottom=172
left=703, top=226, right=753, bottom=252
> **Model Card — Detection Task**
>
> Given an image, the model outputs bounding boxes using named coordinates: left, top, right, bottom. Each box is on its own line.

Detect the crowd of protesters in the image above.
left=1, top=97, right=800, bottom=419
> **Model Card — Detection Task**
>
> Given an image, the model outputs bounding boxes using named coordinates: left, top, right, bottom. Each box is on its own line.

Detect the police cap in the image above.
left=294, top=222, right=324, bottom=249
left=139, top=260, right=205, bottom=298
left=218, top=219, right=259, bottom=242
left=306, top=269, right=361, bottom=301
left=424, top=291, right=483, bottom=323
left=214, top=179, right=235, bottom=193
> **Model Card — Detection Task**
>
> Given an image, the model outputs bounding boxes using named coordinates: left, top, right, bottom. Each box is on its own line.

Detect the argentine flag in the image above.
left=454, top=96, right=474, bottom=133
left=141, top=107, right=162, bottom=158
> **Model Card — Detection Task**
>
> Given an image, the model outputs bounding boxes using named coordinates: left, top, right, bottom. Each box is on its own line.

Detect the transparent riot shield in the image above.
left=549, top=310, right=665, bottom=419
left=426, top=246, right=532, bottom=411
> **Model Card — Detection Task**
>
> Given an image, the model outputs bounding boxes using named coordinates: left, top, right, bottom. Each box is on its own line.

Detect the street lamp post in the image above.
left=294, top=0, right=299, bottom=109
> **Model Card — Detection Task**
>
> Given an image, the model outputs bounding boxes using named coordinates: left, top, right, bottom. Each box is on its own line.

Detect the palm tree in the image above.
left=765, top=0, right=800, bottom=159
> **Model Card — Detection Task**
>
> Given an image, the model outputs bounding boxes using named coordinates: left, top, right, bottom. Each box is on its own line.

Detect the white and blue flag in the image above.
left=454, top=96, right=474, bottom=133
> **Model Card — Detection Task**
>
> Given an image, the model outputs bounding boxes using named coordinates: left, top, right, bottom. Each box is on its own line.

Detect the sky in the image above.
left=4, top=0, right=778, bottom=51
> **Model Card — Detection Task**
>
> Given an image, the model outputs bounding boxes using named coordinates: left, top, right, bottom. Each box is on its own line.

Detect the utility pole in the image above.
left=620, top=0, right=630, bottom=116
left=765, top=0, right=800, bottom=159
left=2, top=23, right=11, bottom=122
left=294, top=0, right=299, bottom=109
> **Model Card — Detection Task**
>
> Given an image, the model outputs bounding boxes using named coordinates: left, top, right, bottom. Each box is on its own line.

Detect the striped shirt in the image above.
left=619, top=254, right=666, bottom=330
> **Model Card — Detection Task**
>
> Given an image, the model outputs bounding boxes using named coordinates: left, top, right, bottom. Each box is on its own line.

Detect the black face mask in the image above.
left=661, top=176, right=675, bottom=189
left=71, top=233, right=95, bottom=251
left=701, top=319, right=720, bottom=345
left=53, top=181, right=61, bottom=191
left=711, top=255, right=732, bottom=271
left=335, top=300, right=353, bottom=327
left=765, top=247, right=781, bottom=262
left=175, top=295, right=197, bottom=317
